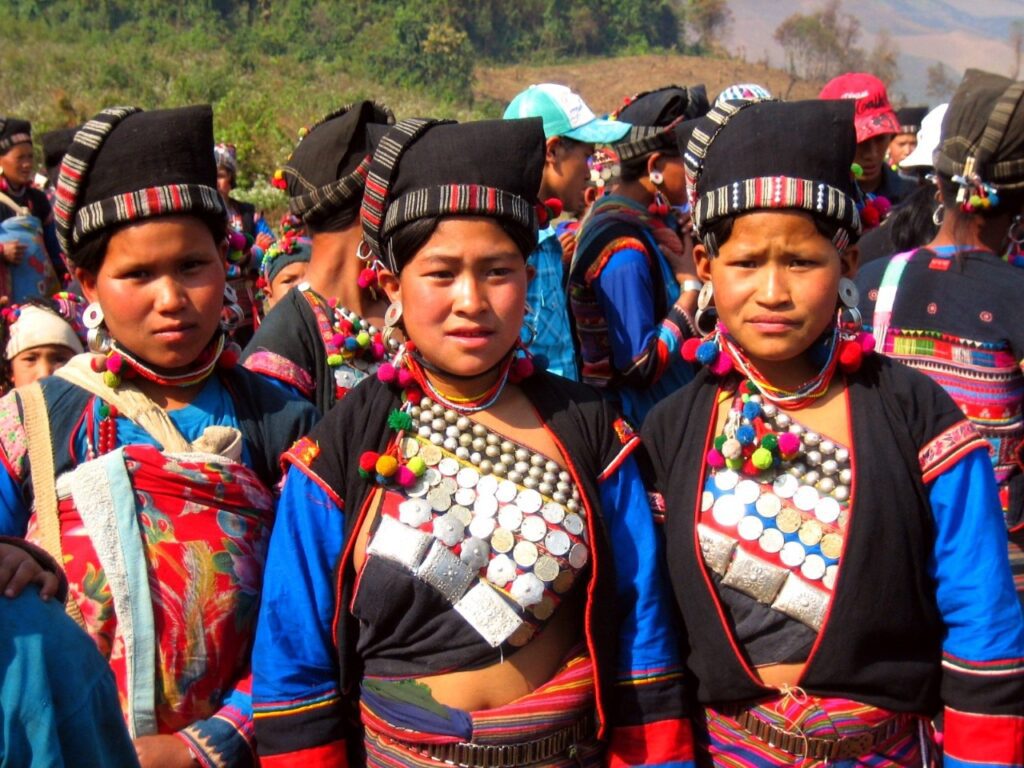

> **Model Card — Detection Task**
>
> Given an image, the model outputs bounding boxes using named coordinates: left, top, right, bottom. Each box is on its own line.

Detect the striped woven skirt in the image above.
left=361, top=651, right=602, bottom=767
left=703, top=693, right=929, bottom=766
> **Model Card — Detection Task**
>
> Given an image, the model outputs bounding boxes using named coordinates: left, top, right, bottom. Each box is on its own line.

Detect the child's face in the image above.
left=10, top=344, right=76, bottom=387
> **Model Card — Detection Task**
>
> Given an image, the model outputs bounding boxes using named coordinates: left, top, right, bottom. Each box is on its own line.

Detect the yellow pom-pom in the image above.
left=751, top=447, right=774, bottom=470
left=375, top=455, right=399, bottom=477
left=356, top=330, right=371, bottom=348
left=406, top=456, right=426, bottom=476
left=102, top=371, right=121, bottom=388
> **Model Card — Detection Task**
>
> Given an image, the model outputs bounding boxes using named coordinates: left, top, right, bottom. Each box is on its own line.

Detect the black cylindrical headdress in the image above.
left=934, top=69, right=1024, bottom=193
left=283, top=101, right=395, bottom=227
left=41, top=126, right=79, bottom=185
left=0, top=117, right=32, bottom=154
left=611, top=85, right=710, bottom=162
left=686, top=99, right=862, bottom=251
left=54, top=105, right=225, bottom=260
left=361, top=118, right=546, bottom=272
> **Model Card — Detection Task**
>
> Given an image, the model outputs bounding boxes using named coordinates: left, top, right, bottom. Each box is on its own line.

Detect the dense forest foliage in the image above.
left=2, top=0, right=688, bottom=204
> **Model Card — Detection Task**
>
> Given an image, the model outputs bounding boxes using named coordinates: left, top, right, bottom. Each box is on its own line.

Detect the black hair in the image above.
left=888, top=184, right=940, bottom=253
left=385, top=216, right=537, bottom=273
left=936, top=173, right=1024, bottom=252
left=618, top=154, right=650, bottom=183
left=70, top=211, right=229, bottom=274
left=702, top=210, right=848, bottom=256
left=304, top=201, right=361, bottom=235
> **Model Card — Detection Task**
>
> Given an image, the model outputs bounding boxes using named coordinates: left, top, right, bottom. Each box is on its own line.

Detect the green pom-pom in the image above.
left=387, top=409, right=414, bottom=431
left=714, top=434, right=727, bottom=451
left=350, top=318, right=362, bottom=331
left=98, top=403, right=111, bottom=419
left=760, top=433, right=778, bottom=452
left=356, top=330, right=371, bottom=348
left=726, top=456, right=744, bottom=471
left=745, top=381, right=758, bottom=394
left=102, top=371, right=121, bottom=388
left=407, top=456, right=427, bottom=476
left=327, top=353, right=343, bottom=366
left=751, top=447, right=774, bottom=470
left=851, top=162, right=864, bottom=178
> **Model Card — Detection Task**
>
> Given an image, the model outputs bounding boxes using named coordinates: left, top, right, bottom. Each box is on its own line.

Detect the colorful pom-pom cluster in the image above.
left=858, top=194, right=891, bottom=230
left=953, top=174, right=1000, bottom=213
left=706, top=382, right=803, bottom=476
left=324, top=302, right=389, bottom=369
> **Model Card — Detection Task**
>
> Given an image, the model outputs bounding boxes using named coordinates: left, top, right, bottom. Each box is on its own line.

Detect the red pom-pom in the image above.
left=358, top=268, right=378, bottom=289
left=403, top=386, right=423, bottom=404
left=218, top=342, right=241, bottom=369
left=742, top=458, right=759, bottom=476
left=861, top=203, right=881, bottom=229
left=838, top=339, right=863, bottom=372
left=376, top=363, right=397, bottom=384
left=542, top=197, right=563, bottom=219
left=681, top=337, right=702, bottom=363
left=509, top=355, right=534, bottom=382
left=359, top=451, right=379, bottom=474
left=90, top=355, right=106, bottom=373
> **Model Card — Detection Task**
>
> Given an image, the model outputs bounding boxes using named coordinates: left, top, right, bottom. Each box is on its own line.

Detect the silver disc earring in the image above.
left=838, top=277, right=859, bottom=309
left=694, top=282, right=717, bottom=335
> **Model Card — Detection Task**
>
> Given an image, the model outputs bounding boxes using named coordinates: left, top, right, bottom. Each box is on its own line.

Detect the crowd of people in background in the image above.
left=0, top=64, right=1021, bottom=768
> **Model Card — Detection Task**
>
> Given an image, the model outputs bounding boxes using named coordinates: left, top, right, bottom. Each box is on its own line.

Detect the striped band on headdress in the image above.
left=289, top=154, right=372, bottom=221
left=54, top=106, right=225, bottom=256
left=0, top=116, right=32, bottom=154
left=361, top=118, right=443, bottom=266
left=613, top=120, right=684, bottom=162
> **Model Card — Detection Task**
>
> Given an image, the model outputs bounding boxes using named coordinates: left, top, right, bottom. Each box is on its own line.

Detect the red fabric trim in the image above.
left=598, top=436, right=639, bottom=482
left=282, top=451, right=345, bottom=512
left=607, top=719, right=695, bottom=767
left=260, top=740, right=349, bottom=768
left=944, top=708, right=1024, bottom=763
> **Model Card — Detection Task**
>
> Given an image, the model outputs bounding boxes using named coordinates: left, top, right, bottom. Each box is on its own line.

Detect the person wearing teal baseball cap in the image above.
left=503, top=84, right=630, bottom=380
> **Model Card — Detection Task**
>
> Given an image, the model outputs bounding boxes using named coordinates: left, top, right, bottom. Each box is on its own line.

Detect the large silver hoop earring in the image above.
left=83, top=302, right=112, bottom=353
left=694, top=282, right=717, bottom=335
left=520, top=302, right=537, bottom=348
left=220, top=283, right=244, bottom=334
left=838, top=277, right=859, bottom=309
left=1008, top=214, right=1024, bottom=247
left=932, top=206, right=944, bottom=227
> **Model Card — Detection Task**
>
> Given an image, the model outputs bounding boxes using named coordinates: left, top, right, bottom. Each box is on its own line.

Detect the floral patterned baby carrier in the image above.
left=20, top=359, right=273, bottom=738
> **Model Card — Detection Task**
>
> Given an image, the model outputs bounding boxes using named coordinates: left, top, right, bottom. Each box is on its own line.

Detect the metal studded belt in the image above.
left=382, top=714, right=594, bottom=767
left=732, top=707, right=912, bottom=760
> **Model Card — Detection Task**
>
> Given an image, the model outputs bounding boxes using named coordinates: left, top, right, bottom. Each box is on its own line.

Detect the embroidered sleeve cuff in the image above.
left=943, top=707, right=1024, bottom=768
left=607, top=719, right=695, bottom=767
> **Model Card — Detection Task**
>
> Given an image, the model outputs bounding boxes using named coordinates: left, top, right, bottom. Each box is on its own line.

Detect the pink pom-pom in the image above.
left=706, top=448, right=726, bottom=469
left=681, top=337, right=702, bottom=363
left=777, top=432, right=800, bottom=457
left=372, top=342, right=386, bottom=359
left=510, top=356, right=535, bottom=382
left=228, top=230, right=247, bottom=251
left=331, top=333, right=345, bottom=347
left=106, top=352, right=123, bottom=374
left=708, top=353, right=734, bottom=376
left=858, top=332, right=876, bottom=354
left=376, top=363, right=397, bottom=383
left=396, top=466, right=416, bottom=487
left=874, top=196, right=892, bottom=217
left=396, top=368, right=414, bottom=388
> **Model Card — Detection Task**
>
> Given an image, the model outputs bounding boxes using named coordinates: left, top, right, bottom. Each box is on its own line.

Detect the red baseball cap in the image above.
left=819, top=73, right=900, bottom=143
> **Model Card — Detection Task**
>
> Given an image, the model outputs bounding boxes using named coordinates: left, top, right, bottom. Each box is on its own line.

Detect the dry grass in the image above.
left=474, top=52, right=824, bottom=114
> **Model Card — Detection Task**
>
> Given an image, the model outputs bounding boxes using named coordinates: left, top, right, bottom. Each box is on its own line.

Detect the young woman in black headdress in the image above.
left=0, top=106, right=317, bottom=767
left=643, top=98, right=1024, bottom=765
left=252, top=118, right=693, bottom=767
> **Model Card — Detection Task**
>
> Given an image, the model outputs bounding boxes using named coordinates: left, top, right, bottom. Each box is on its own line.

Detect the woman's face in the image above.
left=216, top=168, right=234, bottom=198
left=380, top=217, right=529, bottom=379
left=696, top=211, right=857, bottom=375
left=76, top=216, right=227, bottom=372
left=10, top=344, right=76, bottom=387
left=0, top=143, right=35, bottom=187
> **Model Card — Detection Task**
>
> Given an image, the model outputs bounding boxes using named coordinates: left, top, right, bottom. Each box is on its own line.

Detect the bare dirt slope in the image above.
left=474, top=53, right=825, bottom=114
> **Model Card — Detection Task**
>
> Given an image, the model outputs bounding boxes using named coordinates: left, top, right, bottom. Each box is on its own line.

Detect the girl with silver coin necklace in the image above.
left=643, top=97, right=1024, bottom=764
left=253, top=118, right=694, bottom=767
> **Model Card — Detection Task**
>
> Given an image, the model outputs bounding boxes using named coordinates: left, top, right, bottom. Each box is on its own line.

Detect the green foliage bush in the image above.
left=2, top=0, right=685, bottom=214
